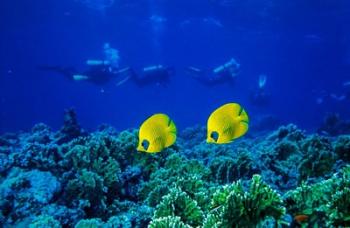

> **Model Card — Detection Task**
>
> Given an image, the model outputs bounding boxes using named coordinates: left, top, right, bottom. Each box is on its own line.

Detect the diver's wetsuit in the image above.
left=126, top=65, right=174, bottom=87
left=186, top=67, right=237, bottom=86
left=38, top=65, right=116, bottom=85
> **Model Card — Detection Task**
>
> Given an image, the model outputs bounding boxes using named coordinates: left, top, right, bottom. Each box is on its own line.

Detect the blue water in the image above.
left=1, top=0, right=350, bottom=133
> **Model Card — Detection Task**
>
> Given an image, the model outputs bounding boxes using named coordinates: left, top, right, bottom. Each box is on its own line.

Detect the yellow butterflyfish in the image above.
left=207, top=103, right=249, bottom=144
left=137, top=113, right=177, bottom=153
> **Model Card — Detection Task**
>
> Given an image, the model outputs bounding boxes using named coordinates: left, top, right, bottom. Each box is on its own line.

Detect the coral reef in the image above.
left=298, top=135, right=336, bottom=182
left=29, top=215, right=62, bottom=228
left=209, top=149, right=256, bottom=184
left=153, top=187, right=204, bottom=226
left=148, top=216, right=191, bottom=228
left=1, top=111, right=350, bottom=227
left=149, top=175, right=285, bottom=227
left=0, top=168, right=61, bottom=224
left=284, top=165, right=350, bottom=227
left=334, top=135, right=350, bottom=162
left=203, top=175, right=286, bottom=227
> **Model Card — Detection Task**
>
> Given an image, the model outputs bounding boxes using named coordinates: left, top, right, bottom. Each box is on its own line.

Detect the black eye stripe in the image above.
left=142, top=140, right=150, bottom=150
left=210, top=131, right=219, bottom=142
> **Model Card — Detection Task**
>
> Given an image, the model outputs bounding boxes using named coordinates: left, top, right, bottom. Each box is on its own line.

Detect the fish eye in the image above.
left=210, top=131, right=219, bottom=142
left=142, top=140, right=150, bottom=150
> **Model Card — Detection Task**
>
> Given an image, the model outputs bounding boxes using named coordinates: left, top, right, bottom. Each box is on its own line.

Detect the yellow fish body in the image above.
left=137, top=113, right=177, bottom=153
left=207, top=103, right=249, bottom=144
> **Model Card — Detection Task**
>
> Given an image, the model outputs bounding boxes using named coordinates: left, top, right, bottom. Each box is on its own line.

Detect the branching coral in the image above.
left=66, top=169, right=106, bottom=208
left=284, top=165, right=350, bottom=227
left=148, top=216, right=191, bottom=228
left=0, top=168, right=61, bottom=224
left=209, top=149, right=256, bottom=184
left=2, top=111, right=350, bottom=228
left=29, top=215, right=62, bottom=228
left=255, top=133, right=302, bottom=190
left=325, top=166, right=350, bottom=227
left=267, top=124, right=306, bottom=142
left=205, top=175, right=286, bottom=227
left=153, top=187, right=204, bottom=227
left=55, top=109, right=84, bottom=144
left=74, top=218, right=104, bottom=228
left=334, top=135, right=350, bottom=162
left=298, top=135, right=336, bottom=182
left=138, top=153, right=211, bottom=208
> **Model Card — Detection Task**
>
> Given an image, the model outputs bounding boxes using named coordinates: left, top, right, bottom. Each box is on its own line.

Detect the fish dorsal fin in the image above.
left=237, top=105, right=249, bottom=123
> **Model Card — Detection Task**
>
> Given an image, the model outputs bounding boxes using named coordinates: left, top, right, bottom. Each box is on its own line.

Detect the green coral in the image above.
left=202, top=213, right=221, bottom=228
left=150, top=175, right=285, bottom=227
left=139, top=153, right=211, bottom=208
left=206, top=175, right=286, bottom=227
left=325, top=166, right=350, bottom=227
left=61, top=131, right=135, bottom=218
left=29, top=215, right=62, bottom=228
left=284, top=165, right=350, bottom=227
left=148, top=216, right=191, bottom=228
left=66, top=169, right=107, bottom=215
left=153, top=187, right=204, bottom=227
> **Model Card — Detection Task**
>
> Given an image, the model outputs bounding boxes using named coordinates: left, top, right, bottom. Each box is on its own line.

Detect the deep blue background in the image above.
left=1, top=0, right=350, bottom=133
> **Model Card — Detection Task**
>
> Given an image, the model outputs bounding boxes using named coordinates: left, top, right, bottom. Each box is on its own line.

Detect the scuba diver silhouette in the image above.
left=120, top=65, right=175, bottom=87
left=249, top=74, right=270, bottom=106
left=38, top=43, right=129, bottom=86
left=185, top=58, right=240, bottom=86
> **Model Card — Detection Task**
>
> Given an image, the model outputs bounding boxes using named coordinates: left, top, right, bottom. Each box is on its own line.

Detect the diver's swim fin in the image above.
left=73, top=75, right=89, bottom=81
left=116, top=76, right=131, bottom=87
